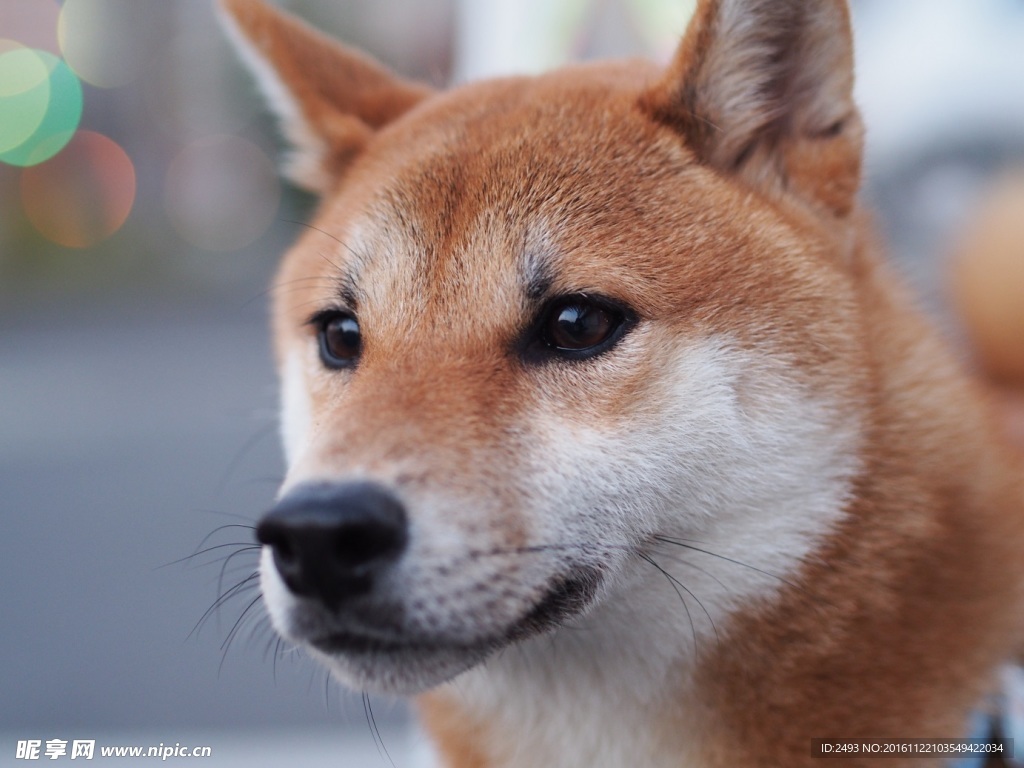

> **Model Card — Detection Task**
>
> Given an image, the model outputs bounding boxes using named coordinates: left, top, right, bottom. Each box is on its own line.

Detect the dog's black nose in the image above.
left=256, top=482, right=408, bottom=607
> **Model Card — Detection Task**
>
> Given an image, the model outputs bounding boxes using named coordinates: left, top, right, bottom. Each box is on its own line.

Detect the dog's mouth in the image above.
left=309, top=629, right=453, bottom=656
left=506, top=569, right=602, bottom=640
left=304, top=569, right=602, bottom=660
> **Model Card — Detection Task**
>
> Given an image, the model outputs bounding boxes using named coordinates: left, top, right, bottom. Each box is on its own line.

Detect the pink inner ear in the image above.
left=219, top=0, right=432, bottom=194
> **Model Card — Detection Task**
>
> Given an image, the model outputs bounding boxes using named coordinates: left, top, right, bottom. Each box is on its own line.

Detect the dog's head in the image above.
left=222, top=0, right=868, bottom=695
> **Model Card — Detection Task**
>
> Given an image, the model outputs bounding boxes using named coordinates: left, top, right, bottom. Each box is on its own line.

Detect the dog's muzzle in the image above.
left=256, top=482, right=408, bottom=610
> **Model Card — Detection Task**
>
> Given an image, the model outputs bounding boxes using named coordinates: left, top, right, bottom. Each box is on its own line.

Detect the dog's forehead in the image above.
left=274, top=62, right=835, bottom=359
left=283, top=68, right=711, bottom=335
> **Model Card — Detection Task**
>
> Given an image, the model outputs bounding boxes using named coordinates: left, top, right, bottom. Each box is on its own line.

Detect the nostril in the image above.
left=274, top=536, right=295, bottom=564
left=333, top=520, right=404, bottom=570
left=256, top=520, right=295, bottom=562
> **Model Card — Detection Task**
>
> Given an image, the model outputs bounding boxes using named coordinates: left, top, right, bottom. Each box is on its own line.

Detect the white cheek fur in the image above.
left=444, top=336, right=861, bottom=768
left=279, top=348, right=313, bottom=469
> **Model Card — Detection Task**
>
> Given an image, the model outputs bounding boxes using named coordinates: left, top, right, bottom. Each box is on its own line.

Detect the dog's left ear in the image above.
left=640, top=0, right=862, bottom=217
left=218, top=0, right=433, bottom=194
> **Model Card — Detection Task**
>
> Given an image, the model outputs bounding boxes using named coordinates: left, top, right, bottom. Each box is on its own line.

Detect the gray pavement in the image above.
left=0, top=300, right=412, bottom=762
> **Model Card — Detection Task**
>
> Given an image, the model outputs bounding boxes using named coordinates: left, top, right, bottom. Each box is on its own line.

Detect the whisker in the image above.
left=205, top=578, right=260, bottom=641
left=217, top=545, right=262, bottom=601
left=175, top=523, right=258, bottom=567
left=189, top=570, right=260, bottom=641
left=653, top=551, right=731, bottom=594
left=279, top=219, right=366, bottom=267
left=161, top=541, right=257, bottom=570
left=642, top=553, right=720, bottom=647
left=653, top=534, right=801, bottom=592
left=639, top=552, right=698, bottom=651
left=272, top=635, right=284, bottom=684
left=220, top=592, right=265, bottom=673
left=362, top=692, right=382, bottom=763
left=260, top=625, right=279, bottom=664
left=363, top=691, right=396, bottom=768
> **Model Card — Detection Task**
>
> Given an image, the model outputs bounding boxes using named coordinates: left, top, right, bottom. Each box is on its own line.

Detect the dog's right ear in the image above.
left=218, top=0, right=433, bottom=194
left=639, top=0, right=862, bottom=218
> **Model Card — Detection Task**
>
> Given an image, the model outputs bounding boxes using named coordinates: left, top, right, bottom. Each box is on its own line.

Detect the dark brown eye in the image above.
left=540, top=295, right=627, bottom=356
left=315, top=312, right=361, bottom=369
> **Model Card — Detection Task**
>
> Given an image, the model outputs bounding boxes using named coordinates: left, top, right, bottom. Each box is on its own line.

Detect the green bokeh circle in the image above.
left=0, top=48, right=51, bottom=154
left=0, top=50, right=82, bottom=167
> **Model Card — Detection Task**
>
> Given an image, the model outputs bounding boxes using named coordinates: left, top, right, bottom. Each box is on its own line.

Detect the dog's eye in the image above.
left=539, top=295, right=629, bottom=357
left=313, top=311, right=361, bottom=369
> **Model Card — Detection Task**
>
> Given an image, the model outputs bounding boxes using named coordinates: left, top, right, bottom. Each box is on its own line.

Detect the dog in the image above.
left=218, top=1, right=1024, bottom=765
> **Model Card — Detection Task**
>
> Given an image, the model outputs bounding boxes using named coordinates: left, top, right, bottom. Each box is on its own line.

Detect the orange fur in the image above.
left=220, top=1, right=1024, bottom=765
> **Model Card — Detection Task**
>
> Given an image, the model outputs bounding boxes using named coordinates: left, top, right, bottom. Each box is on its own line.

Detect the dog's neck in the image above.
left=422, top=575, right=708, bottom=768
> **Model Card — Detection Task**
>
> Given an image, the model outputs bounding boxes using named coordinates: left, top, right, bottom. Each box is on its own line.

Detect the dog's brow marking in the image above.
left=338, top=272, right=359, bottom=311
left=524, top=257, right=553, bottom=304
left=521, top=227, right=558, bottom=305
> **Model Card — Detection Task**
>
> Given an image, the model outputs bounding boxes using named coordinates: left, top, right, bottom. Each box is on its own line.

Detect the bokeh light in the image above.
left=20, top=130, right=136, bottom=248
left=0, top=47, right=82, bottom=167
left=58, top=0, right=161, bottom=88
left=0, top=45, right=50, bottom=154
left=164, top=135, right=281, bottom=252
left=143, top=33, right=257, bottom=141
left=631, top=0, right=697, bottom=61
left=0, top=0, right=62, bottom=56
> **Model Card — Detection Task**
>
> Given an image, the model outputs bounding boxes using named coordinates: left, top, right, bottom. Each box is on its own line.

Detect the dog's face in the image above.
left=223, top=0, right=869, bottom=695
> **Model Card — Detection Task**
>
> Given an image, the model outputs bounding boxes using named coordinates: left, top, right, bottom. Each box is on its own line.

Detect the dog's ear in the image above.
left=218, top=0, right=433, bottom=194
left=640, top=0, right=862, bottom=217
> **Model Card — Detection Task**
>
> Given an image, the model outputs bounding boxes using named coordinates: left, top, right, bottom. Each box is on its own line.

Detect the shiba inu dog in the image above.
left=218, top=0, right=1024, bottom=765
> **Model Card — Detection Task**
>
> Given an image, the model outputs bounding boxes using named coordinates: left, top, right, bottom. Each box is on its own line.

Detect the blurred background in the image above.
left=1, top=0, right=1022, bottom=765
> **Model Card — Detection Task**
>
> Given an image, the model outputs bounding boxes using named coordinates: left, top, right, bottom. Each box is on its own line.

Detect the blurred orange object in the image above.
left=951, top=171, right=1024, bottom=384
left=951, top=170, right=1024, bottom=447
left=19, top=130, right=135, bottom=248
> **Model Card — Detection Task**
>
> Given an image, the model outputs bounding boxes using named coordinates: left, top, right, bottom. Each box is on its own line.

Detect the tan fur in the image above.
left=418, top=692, right=494, bottom=768
left=221, top=1, right=1024, bottom=765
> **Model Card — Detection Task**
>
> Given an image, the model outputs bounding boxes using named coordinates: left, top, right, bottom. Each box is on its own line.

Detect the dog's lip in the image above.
left=308, top=630, right=466, bottom=656
left=506, top=569, right=602, bottom=640
left=303, top=625, right=492, bottom=661
left=305, top=568, right=603, bottom=658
